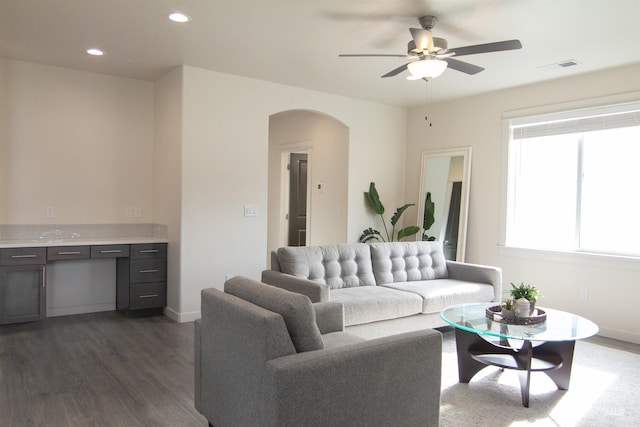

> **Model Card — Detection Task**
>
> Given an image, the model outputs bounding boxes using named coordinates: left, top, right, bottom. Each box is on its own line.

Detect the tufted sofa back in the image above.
left=276, top=243, right=376, bottom=289
left=274, top=241, right=449, bottom=288
left=370, top=241, right=448, bottom=284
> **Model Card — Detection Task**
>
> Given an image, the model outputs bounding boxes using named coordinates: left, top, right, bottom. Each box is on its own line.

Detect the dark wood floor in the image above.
left=0, top=311, right=208, bottom=427
left=2, top=313, right=638, bottom=427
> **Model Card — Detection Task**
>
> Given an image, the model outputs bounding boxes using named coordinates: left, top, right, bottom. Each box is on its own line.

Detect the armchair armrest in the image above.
left=446, top=260, right=503, bottom=301
left=265, top=329, right=442, bottom=427
left=261, top=269, right=330, bottom=302
left=313, top=302, right=344, bottom=334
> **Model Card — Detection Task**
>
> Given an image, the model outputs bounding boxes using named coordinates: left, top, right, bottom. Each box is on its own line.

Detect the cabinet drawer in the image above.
left=91, top=245, right=130, bottom=258
left=129, top=282, right=166, bottom=310
left=0, top=247, right=46, bottom=265
left=47, top=246, right=90, bottom=261
left=129, top=259, right=166, bottom=283
left=130, top=243, right=166, bottom=260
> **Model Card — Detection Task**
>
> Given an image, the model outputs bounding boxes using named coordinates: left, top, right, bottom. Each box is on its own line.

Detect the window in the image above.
left=506, top=101, right=640, bottom=257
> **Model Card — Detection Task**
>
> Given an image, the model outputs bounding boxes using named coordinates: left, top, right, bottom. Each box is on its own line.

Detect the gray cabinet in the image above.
left=117, top=243, right=167, bottom=315
left=0, top=242, right=167, bottom=323
left=0, top=248, right=46, bottom=324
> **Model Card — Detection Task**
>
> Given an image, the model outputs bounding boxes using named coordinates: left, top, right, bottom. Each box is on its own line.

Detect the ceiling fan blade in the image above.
left=444, top=58, right=484, bottom=75
left=409, top=28, right=433, bottom=52
left=381, top=63, right=410, bottom=78
left=450, top=39, right=522, bottom=57
left=339, top=53, right=410, bottom=58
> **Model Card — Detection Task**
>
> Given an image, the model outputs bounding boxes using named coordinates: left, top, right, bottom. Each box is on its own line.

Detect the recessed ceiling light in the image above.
left=168, top=12, right=191, bottom=23
left=86, top=48, right=104, bottom=56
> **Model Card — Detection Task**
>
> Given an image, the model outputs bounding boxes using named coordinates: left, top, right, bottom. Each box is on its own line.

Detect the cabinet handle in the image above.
left=100, top=249, right=122, bottom=254
left=57, top=251, right=81, bottom=255
left=139, top=249, right=159, bottom=254
left=139, top=294, right=159, bottom=299
left=11, top=254, right=37, bottom=259
left=139, top=269, right=159, bottom=273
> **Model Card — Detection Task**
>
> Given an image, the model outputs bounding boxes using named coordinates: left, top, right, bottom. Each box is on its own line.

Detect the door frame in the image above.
left=279, top=143, right=313, bottom=247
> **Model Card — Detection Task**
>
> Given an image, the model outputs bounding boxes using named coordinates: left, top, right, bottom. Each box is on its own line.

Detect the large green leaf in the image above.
left=397, top=225, right=420, bottom=241
left=364, top=182, right=385, bottom=215
left=423, top=192, right=435, bottom=231
left=390, top=203, right=415, bottom=226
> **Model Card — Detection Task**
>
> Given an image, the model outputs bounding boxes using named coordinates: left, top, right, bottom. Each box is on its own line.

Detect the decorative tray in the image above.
left=485, top=305, right=547, bottom=325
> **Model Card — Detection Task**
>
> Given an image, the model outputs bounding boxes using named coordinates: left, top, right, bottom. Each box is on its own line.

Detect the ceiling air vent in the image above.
left=539, top=60, right=581, bottom=72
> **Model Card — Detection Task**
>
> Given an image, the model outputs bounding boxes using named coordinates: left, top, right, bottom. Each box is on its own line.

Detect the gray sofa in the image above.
left=262, top=241, right=502, bottom=339
left=194, top=276, right=442, bottom=427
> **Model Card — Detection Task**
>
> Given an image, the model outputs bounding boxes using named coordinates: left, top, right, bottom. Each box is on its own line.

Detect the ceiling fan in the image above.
left=339, top=15, right=522, bottom=80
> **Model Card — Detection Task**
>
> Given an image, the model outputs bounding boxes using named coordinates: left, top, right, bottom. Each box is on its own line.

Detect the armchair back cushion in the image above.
left=371, top=241, right=449, bottom=284
left=276, top=243, right=376, bottom=289
left=225, top=276, right=324, bottom=352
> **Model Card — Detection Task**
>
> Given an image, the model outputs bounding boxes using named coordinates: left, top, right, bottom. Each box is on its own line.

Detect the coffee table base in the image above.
left=454, top=327, right=576, bottom=407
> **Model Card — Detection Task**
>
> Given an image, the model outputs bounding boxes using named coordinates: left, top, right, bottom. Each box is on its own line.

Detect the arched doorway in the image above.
left=267, top=110, right=349, bottom=255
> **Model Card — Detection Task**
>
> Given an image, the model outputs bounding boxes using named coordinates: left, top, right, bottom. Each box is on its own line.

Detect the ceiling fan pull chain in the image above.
left=424, top=78, right=433, bottom=127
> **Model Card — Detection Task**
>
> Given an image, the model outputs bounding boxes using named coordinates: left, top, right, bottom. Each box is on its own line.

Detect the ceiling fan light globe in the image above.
left=407, top=59, right=448, bottom=79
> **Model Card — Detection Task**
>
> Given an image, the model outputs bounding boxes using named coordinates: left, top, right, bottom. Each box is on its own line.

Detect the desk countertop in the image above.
left=0, top=237, right=168, bottom=249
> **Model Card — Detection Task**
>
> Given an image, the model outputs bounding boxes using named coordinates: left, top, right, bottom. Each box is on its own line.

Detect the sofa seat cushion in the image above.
left=382, top=279, right=496, bottom=314
left=224, top=276, right=324, bottom=353
left=277, top=244, right=376, bottom=289
left=370, top=241, right=448, bottom=285
left=330, top=287, right=423, bottom=326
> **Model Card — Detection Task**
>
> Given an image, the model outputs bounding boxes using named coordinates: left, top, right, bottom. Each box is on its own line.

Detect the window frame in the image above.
left=500, top=94, right=640, bottom=261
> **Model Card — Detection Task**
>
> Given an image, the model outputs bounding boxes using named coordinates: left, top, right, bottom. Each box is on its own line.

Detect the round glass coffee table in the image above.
left=440, top=302, right=599, bottom=407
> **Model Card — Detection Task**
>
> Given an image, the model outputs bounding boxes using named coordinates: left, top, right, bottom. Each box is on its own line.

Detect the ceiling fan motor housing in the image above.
left=419, top=15, right=437, bottom=30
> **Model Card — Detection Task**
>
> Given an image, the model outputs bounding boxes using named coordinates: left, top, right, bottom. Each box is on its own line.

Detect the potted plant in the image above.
left=506, top=282, right=543, bottom=316
left=359, top=182, right=420, bottom=242
left=501, top=298, right=514, bottom=318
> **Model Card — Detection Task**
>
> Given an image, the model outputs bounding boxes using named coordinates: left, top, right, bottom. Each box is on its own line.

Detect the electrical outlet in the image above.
left=133, top=207, right=141, bottom=217
left=125, top=207, right=133, bottom=218
left=46, top=206, right=55, bottom=218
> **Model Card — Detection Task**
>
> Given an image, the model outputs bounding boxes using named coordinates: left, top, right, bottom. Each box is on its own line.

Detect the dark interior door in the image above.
left=288, top=153, right=307, bottom=246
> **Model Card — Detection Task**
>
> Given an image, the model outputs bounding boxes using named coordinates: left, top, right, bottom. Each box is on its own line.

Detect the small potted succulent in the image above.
left=506, top=282, right=543, bottom=316
left=501, top=298, right=514, bottom=318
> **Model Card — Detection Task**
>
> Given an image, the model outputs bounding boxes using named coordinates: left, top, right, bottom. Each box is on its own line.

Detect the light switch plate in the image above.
left=244, top=205, right=258, bottom=217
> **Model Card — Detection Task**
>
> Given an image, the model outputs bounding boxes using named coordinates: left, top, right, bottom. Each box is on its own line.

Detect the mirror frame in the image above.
left=416, top=147, right=472, bottom=262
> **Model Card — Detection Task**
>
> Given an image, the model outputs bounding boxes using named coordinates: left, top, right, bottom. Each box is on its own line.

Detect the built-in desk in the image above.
left=0, top=237, right=167, bottom=324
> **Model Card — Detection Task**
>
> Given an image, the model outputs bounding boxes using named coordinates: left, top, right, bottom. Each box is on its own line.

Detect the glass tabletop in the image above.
left=440, top=303, right=599, bottom=342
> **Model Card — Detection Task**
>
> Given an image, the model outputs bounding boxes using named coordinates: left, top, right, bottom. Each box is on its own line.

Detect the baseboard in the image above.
left=46, top=303, right=115, bottom=317
left=598, top=327, right=640, bottom=345
left=164, top=306, right=200, bottom=323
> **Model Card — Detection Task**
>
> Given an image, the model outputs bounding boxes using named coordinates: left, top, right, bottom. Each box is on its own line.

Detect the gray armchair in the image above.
left=194, top=276, right=442, bottom=427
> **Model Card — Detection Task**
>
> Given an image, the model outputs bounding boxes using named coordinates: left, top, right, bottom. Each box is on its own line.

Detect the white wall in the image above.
left=267, top=110, right=349, bottom=253
left=153, top=67, right=183, bottom=318
left=0, top=59, right=154, bottom=224
left=0, top=59, right=406, bottom=323
left=406, top=63, right=640, bottom=343
left=173, top=66, right=407, bottom=320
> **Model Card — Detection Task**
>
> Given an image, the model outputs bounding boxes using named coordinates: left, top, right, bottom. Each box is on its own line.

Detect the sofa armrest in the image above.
left=446, top=260, right=503, bottom=301
left=261, top=269, right=330, bottom=302
left=313, top=302, right=344, bottom=334
left=265, top=329, right=442, bottom=427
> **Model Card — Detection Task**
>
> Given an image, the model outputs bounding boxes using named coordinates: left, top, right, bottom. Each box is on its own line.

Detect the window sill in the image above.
left=498, top=245, right=640, bottom=270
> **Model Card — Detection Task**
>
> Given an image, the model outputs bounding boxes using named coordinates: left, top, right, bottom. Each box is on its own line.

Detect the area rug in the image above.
left=439, top=328, right=639, bottom=427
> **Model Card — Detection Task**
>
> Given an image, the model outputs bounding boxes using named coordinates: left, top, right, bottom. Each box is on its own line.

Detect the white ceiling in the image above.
left=2, top=0, right=640, bottom=107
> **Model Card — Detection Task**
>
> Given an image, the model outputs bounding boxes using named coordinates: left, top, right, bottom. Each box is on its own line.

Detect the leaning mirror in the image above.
left=416, top=147, right=472, bottom=261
